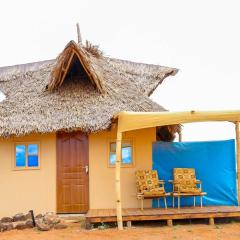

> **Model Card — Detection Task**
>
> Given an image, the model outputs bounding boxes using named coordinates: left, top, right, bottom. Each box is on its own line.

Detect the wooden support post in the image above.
left=116, top=131, right=123, bottom=230
left=164, top=197, right=167, bottom=209
left=178, top=131, right=182, bottom=142
left=209, top=217, right=214, bottom=226
left=141, top=199, right=144, bottom=210
left=236, top=122, right=240, bottom=205
left=76, top=23, right=82, bottom=44
left=85, top=219, right=92, bottom=230
left=127, top=221, right=132, bottom=228
left=167, top=219, right=173, bottom=227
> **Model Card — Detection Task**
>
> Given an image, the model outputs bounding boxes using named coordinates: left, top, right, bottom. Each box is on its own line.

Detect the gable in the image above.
left=61, top=53, right=93, bottom=87
left=47, top=41, right=104, bottom=92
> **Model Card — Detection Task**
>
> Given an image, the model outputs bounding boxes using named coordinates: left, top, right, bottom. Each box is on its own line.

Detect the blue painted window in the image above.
left=122, top=146, right=132, bottom=164
left=16, top=145, right=26, bottom=167
left=109, top=141, right=133, bottom=166
left=28, top=144, right=39, bottom=167
left=15, top=143, right=39, bottom=168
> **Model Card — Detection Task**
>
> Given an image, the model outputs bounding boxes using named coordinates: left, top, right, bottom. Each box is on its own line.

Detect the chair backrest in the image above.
left=173, top=168, right=197, bottom=193
left=135, top=170, right=159, bottom=193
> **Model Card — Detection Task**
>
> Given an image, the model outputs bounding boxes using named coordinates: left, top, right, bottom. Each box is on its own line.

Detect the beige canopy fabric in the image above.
left=116, top=110, right=240, bottom=133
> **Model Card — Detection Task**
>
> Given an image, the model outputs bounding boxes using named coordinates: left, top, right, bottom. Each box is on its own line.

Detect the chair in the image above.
left=169, top=168, right=207, bottom=208
left=135, top=170, right=169, bottom=210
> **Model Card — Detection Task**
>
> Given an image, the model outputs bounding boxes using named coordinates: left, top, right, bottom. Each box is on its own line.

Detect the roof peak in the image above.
left=47, top=40, right=104, bottom=93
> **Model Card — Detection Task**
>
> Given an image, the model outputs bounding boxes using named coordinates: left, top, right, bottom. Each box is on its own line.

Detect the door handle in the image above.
left=83, top=165, right=89, bottom=174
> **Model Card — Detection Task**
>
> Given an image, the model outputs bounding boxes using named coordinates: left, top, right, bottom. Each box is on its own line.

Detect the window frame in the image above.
left=107, top=139, right=135, bottom=168
left=13, top=142, right=41, bottom=170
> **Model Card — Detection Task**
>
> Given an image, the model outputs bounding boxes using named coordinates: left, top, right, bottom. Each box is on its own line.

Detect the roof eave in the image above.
left=147, top=68, right=179, bottom=96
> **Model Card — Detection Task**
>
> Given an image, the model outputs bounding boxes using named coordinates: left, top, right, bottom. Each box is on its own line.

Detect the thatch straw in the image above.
left=47, top=41, right=104, bottom=92
left=0, top=40, right=178, bottom=137
left=84, top=40, right=103, bottom=58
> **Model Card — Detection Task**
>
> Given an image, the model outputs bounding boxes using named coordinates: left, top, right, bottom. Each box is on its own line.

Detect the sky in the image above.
left=0, top=0, right=239, bottom=141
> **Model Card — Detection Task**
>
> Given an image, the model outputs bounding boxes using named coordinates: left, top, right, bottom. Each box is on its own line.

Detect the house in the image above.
left=0, top=39, right=179, bottom=217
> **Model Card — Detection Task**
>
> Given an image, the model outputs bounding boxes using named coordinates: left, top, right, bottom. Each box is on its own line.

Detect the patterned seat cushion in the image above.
left=173, top=168, right=201, bottom=193
left=135, top=170, right=165, bottom=195
left=143, top=187, right=165, bottom=197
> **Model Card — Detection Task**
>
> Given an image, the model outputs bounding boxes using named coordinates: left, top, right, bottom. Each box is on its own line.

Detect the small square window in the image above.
left=109, top=141, right=133, bottom=166
left=15, top=143, right=40, bottom=169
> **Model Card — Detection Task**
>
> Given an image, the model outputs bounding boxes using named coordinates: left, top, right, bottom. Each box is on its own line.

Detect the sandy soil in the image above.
left=1, top=220, right=240, bottom=240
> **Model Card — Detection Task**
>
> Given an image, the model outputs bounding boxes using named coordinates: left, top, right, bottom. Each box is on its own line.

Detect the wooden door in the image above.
left=57, top=131, right=89, bottom=213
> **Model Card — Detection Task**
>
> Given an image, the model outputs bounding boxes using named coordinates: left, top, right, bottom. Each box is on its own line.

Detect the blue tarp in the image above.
left=152, top=139, right=237, bottom=208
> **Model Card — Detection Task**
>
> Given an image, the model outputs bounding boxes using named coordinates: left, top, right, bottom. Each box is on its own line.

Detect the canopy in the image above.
left=114, top=110, right=240, bottom=230
left=116, top=110, right=240, bottom=133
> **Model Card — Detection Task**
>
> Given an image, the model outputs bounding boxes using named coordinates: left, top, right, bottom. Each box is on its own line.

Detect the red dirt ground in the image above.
left=1, top=220, right=240, bottom=240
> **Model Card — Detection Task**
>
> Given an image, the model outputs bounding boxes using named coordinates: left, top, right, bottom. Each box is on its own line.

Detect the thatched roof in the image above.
left=0, top=40, right=178, bottom=137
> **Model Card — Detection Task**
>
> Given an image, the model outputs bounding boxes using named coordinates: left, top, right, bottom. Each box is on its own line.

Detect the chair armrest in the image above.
left=168, top=180, right=179, bottom=184
left=196, top=180, right=202, bottom=191
left=158, top=180, right=165, bottom=187
left=168, top=180, right=176, bottom=192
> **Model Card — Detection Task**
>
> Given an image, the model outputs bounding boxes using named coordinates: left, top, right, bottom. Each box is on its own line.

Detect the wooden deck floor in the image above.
left=86, top=206, right=240, bottom=224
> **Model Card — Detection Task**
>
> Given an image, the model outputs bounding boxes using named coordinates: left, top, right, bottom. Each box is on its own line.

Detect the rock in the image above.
left=25, top=212, right=32, bottom=220
left=12, top=221, right=23, bottom=229
left=85, top=222, right=93, bottom=230
left=43, top=213, right=61, bottom=226
left=15, top=223, right=28, bottom=230
left=35, top=218, right=43, bottom=224
left=98, top=224, right=108, bottom=230
left=36, top=222, right=51, bottom=231
left=25, top=220, right=34, bottom=228
left=0, top=223, right=8, bottom=232
left=54, top=223, right=68, bottom=230
left=13, top=213, right=26, bottom=222
left=4, top=223, right=14, bottom=231
left=1, top=217, right=13, bottom=223
left=35, top=214, right=43, bottom=219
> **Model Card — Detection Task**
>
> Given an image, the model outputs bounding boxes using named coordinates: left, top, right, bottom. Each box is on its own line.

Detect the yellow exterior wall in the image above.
left=0, top=133, right=56, bottom=217
left=89, top=127, right=156, bottom=209
left=0, top=128, right=155, bottom=216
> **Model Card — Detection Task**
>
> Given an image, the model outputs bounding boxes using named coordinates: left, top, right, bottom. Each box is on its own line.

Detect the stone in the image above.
left=35, top=219, right=43, bottom=224
left=36, top=222, right=51, bottom=231
left=25, top=212, right=32, bottom=220
left=13, top=213, right=26, bottom=222
left=15, top=223, right=28, bottom=230
left=35, top=214, right=43, bottom=219
left=85, top=222, right=93, bottom=230
left=1, top=217, right=13, bottom=223
left=43, top=213, right=61, bottom=226
left=0, top=223, right=8, bottom=232
left=4, top=223, right=14, bottom=231
left=25, top=220, right=34, bottom=228
left=54, top=223, right=68, bottom=230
